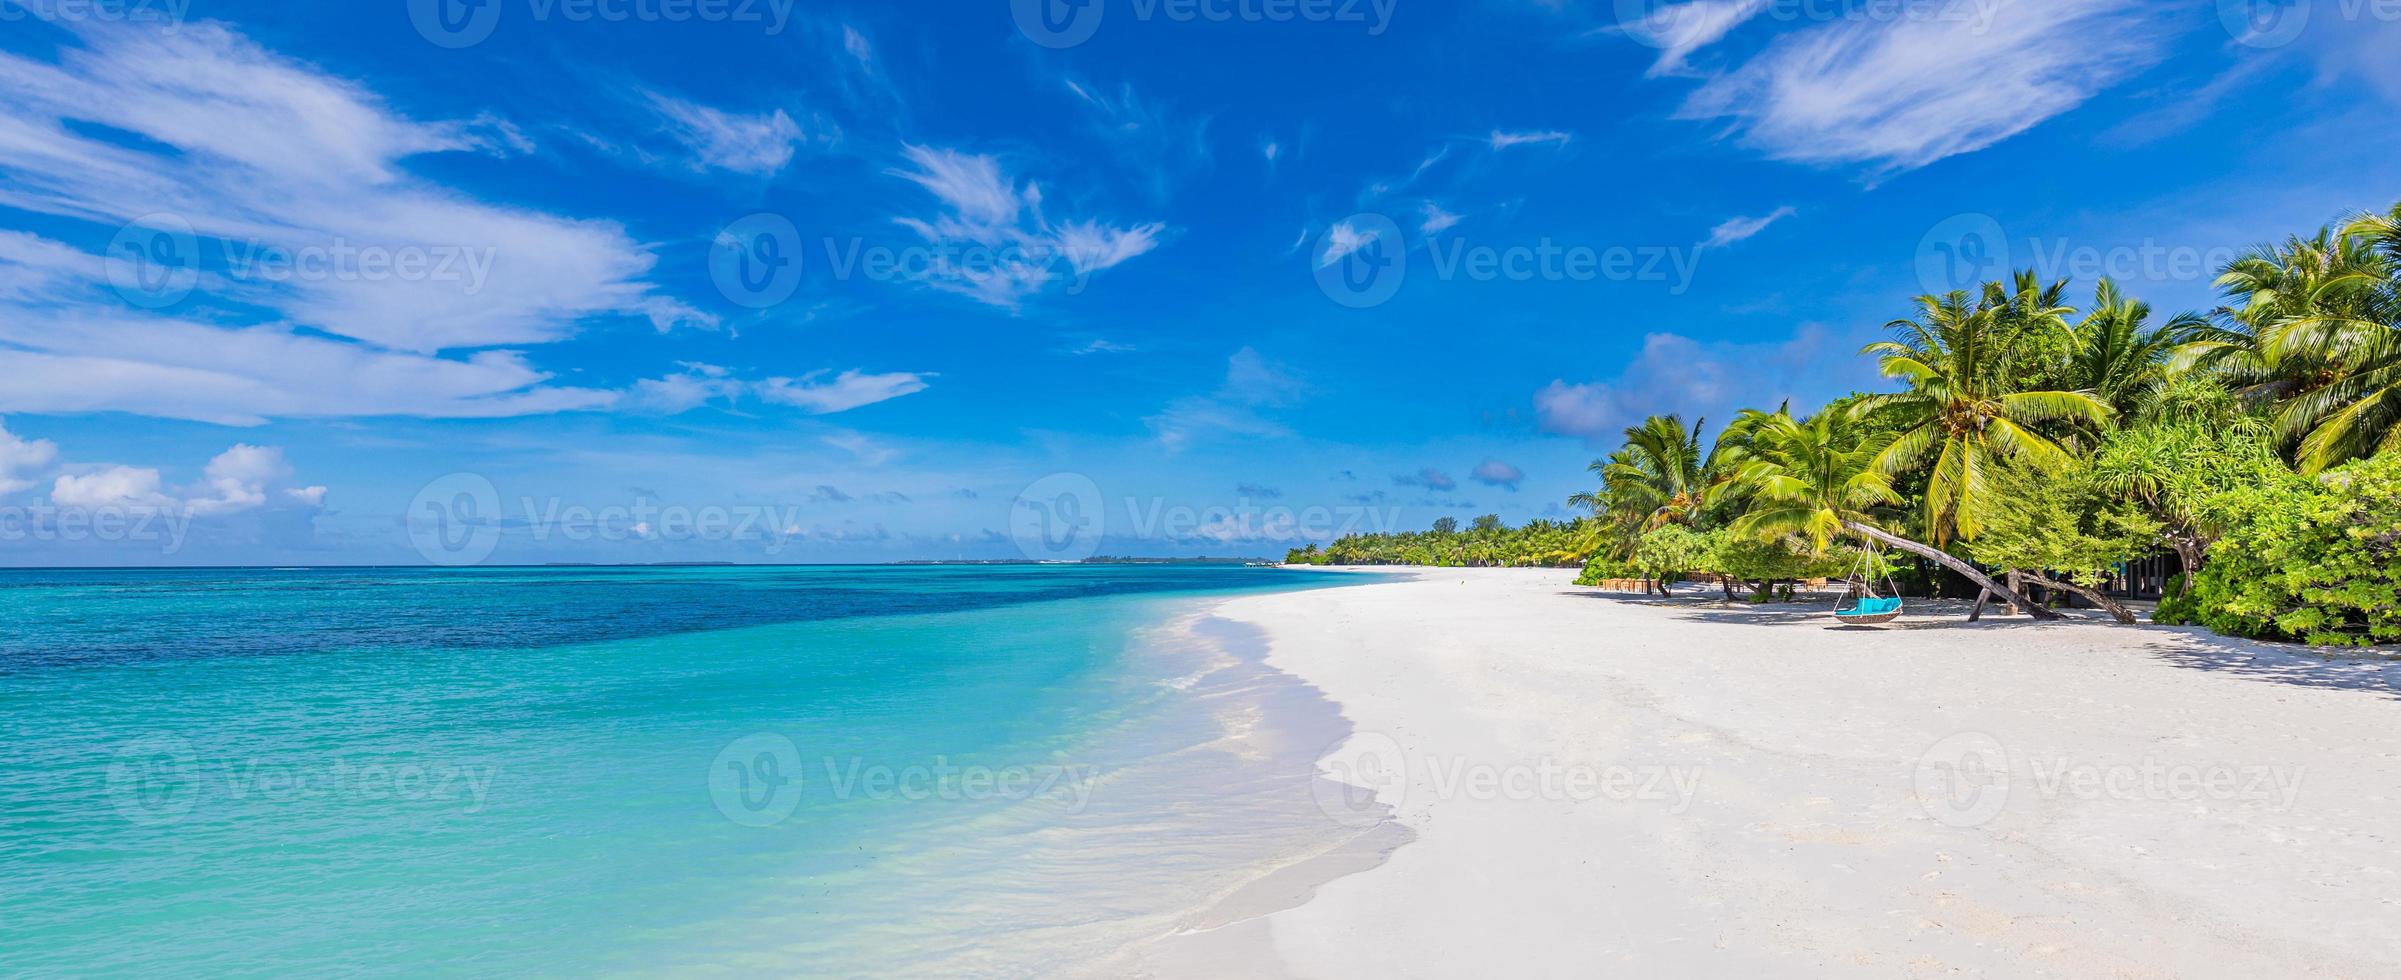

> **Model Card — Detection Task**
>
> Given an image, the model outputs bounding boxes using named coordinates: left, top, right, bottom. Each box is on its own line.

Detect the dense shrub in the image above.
left=1573, top=556, right=1635, bottom=586
left=2180, top=454, right=2401, bottom=646
left=2151, top=573, right=2197, bottom=626
left=1633, top=524, right=1711, bottom=586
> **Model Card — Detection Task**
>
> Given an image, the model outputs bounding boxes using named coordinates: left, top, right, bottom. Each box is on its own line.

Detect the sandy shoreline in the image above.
left=1138, top=566, right=2401, bottom=977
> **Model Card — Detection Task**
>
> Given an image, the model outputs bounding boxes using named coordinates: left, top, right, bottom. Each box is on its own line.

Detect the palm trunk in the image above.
left=2020, top=571, right=2138, bottom=624
left=1840, top=521, right=2061, bottom=621
left=2004, top=570, right=2024, bottom=616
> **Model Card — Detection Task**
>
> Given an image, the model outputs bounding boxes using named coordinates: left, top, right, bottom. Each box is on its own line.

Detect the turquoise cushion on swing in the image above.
left=1843, top=597, right=1900, bottom=616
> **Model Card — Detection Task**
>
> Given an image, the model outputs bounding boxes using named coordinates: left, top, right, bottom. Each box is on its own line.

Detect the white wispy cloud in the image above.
left=1318, top=217, right=1395, bottom=268
left=1621, top=0, right=1771, bottom=76
left=628, top=368, right=745, bottom=414
left=1471, top=458, right=1525, bottom=491
left=0, top=22, right=710, bottom=355
left=44, top=441, right=322, bottom=518
left=0, top=240, right=620, bottom=424
left=1063, top=77, right=1212, bottom=202
left=649, top=93, right=810, bottom=176
left=1146, top=347, right=1304, bottom=452
left=1671, top=0, right=2170, bottom=174
left=1702, top=205, right=1796, bottom=248
left=842, top=24, right=874, bottom=67
left=1364, top=146, right=1451, bottom=199
left=1487, top=129, right=1574, bottom=150
left=626, top=365, right=932, bottom=417
left=1536, top=325, right=1873, bottom=444
left=1420, top=202, right=1464, bottom=235
left=822, top=431, right=900, bottom=466
left=0, top=418, right=60, bottom=495
left=0, top=21, right=718, bottom=426
left=887, top=145, right=1165, bottom=307
left=755, top=369, right=931, bottom=414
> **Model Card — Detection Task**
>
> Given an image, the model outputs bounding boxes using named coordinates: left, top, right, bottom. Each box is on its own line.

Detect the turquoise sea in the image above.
left=0, top=565, right=1375, bottom=976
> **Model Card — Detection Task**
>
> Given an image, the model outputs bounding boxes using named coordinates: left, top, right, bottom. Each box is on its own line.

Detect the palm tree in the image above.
left=2066, top=279, right=2201, bottom=415
left=1854, top=287, right=2114, bottom=543
left=1569, top=414, right=1709, bottom=554
left=2173, top=229, right=2377, bottom=417
left=2266, top=205, right=2401, bottom=471
left=1720, top=409, right=2059, bottom=619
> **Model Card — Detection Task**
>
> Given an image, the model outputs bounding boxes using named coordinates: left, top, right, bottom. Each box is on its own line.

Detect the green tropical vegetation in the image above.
left=1290, top=200, right=2401, bottom=647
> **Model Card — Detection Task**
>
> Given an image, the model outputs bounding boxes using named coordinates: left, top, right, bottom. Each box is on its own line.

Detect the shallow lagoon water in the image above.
left=0, top=565, right=1377, bottom=975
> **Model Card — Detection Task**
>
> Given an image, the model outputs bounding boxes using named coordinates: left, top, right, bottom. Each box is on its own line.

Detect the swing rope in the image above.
left=1833, top=543, right=1905, bottom=619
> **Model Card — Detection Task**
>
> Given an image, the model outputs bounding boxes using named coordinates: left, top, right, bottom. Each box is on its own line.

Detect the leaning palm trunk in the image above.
left=1839, top=520, right=2061, bottom=621
left=2017, top=571, right=2138, bottom=624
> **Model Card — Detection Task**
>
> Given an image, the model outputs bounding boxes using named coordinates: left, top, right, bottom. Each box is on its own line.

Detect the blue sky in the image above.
left=0, top=0, right=2395, bottom=565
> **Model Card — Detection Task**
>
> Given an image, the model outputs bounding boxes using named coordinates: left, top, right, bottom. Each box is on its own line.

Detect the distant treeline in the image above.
left=1284, top=515, right=1595, bottom=568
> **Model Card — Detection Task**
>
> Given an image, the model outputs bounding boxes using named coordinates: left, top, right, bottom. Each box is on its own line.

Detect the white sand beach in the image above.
left=1142, top=567, right=2401, bottom=977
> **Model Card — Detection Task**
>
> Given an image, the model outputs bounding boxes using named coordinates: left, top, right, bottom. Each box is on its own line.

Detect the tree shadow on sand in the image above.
left=2136, top=626, right=2401, bottom=701
left=1560, top=589, right=2401, bottom=701
left=1559, top=591, right=2067, bottom=631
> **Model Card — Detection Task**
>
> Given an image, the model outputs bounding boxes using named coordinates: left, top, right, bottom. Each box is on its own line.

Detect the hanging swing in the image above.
left=1832, top=544, right=1905, bottom=625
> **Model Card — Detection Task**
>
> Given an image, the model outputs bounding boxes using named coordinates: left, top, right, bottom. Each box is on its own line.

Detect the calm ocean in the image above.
left=0, top=564, right=1380, bottom=975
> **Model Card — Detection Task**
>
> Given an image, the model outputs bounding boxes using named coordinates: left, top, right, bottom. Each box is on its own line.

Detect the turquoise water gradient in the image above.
left=0, top=565, right=1350, bottom=975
